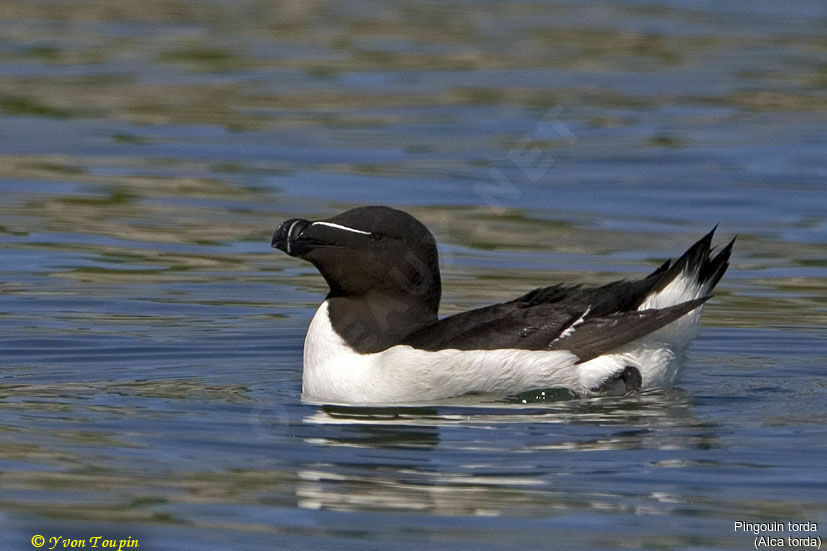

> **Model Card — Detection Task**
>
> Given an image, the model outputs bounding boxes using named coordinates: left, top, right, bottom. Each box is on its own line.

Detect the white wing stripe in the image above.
left=555, top=306, right=591, bottom=341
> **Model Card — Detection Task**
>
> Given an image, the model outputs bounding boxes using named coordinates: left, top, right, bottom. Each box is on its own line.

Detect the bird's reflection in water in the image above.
left=295, top=390, right=719, bottom=515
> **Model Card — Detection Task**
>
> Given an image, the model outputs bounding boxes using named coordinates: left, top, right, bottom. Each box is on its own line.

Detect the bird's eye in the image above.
left=370, top=232, right=383, bottom=242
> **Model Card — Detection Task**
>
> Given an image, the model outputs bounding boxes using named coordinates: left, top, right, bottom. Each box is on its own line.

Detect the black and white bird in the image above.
left=272, top=206, right=733, bottom=405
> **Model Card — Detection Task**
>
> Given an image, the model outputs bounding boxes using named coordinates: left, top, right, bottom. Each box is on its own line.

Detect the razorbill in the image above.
left=272, top=206, right=733, bottom=405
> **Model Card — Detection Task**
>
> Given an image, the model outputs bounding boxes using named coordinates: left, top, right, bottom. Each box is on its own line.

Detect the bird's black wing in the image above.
left=402, top=276, right=706, bottom=360
left=401, top=292, right=583, bottom=352
left=401, top=289, right=706, bottom=362
left=403, top=229, right=731, bottom=361
left=543, top=297, right=708, bottom=362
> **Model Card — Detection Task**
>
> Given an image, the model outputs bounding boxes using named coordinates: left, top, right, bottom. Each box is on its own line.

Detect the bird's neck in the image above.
left=325, top=292, right=438, bottom=354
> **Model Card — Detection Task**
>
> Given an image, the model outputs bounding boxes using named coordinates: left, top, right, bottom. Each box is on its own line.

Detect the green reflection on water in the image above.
left=0, top=96, right=72, bottom=118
